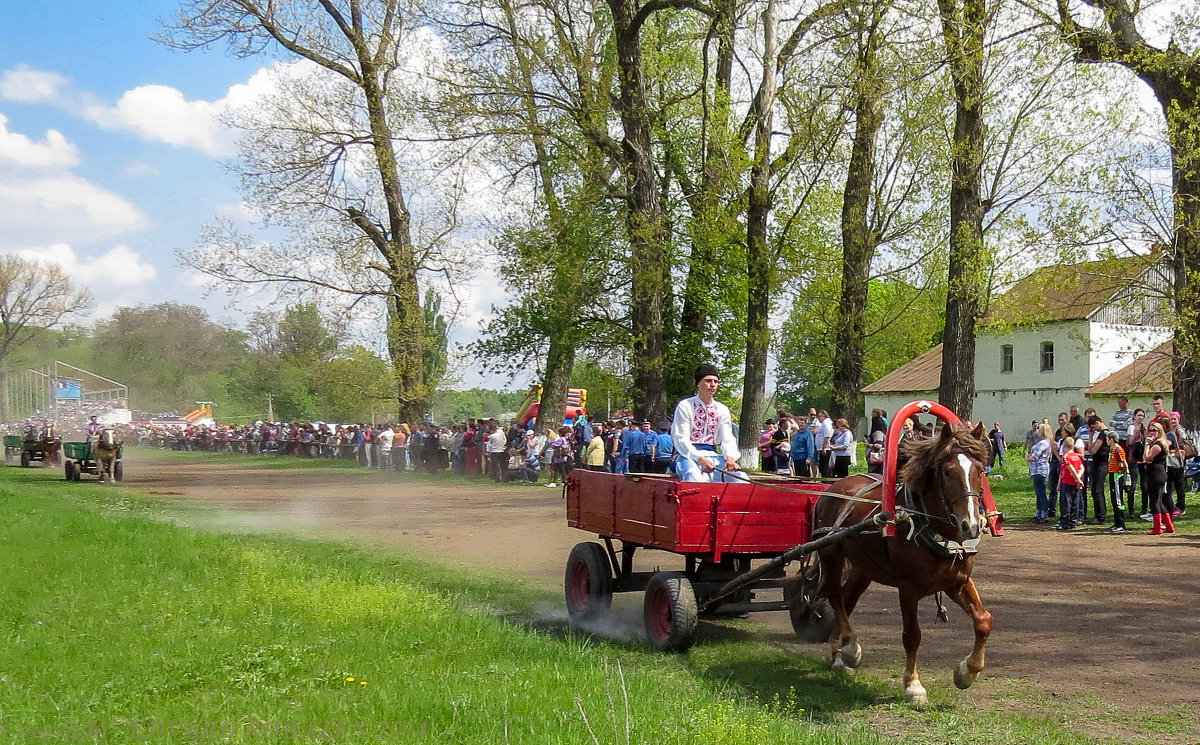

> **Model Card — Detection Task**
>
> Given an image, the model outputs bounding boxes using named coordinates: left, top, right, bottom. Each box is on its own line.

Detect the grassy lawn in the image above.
left=0, top=457, right=1165, bottom=743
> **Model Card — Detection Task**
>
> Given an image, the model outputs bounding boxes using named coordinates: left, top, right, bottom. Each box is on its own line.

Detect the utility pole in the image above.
left=266, top=393, right=274, bottom=423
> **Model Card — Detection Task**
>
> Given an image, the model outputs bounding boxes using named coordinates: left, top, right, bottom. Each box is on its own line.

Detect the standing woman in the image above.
left=1026, top=423, right=1053, bottom=523
left=1167, top=411, right=1189, bottom=516
left=1126, top=409, right=1146, bottom=518
left=829, top=418, right=855, bottom=479
left=1142, top=422, right=1175, bottom=535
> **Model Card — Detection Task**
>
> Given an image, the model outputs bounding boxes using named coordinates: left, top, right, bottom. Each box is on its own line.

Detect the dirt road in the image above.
left=122, top=451, right=1200, bottom=733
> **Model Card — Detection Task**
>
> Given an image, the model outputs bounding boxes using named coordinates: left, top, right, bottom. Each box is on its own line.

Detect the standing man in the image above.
left=486, top=422, right=507, bottom=482
left=988, top=423, right=1006, bottom=471
left=791, top=415, right=815, bottom=478
left=671, top=364, right=745, bottom=482
left=1087, top=415, right=1109, bottom=524
left=1109, top=396, right=1133, bottom=444
left=650, top=420, right=674, bottom=474
left=1024, top=420, right=1038, bottom=454
left=623, top=420, right=646, bottom=473
left=814, top=411, right=835, bottom=478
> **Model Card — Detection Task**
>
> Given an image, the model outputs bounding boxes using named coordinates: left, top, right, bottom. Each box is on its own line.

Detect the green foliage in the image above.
left=89, top=302, right=247, bottom=413
left=421, top=291, right=449, bottom=392
left=429, top=388, right=526, bottom=423
left=776, top=277, right=945, bottom=412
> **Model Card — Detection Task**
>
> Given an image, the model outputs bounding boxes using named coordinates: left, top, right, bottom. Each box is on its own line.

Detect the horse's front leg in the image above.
left=898, top=586, right=927, bottom=707
left=948, top=577, right=992, bottom=689
left=822, top=555, right=869, bottom=671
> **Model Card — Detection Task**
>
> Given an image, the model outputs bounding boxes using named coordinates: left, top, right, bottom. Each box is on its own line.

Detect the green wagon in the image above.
left=3, top=435, right=19, bottom=464
left=5, top=433, right=57, bottom=467
left=63, top=441, right=123, bottom=482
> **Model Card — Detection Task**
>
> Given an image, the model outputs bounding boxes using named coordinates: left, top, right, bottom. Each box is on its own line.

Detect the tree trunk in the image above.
left=1163, top=89, right=1200, bottom=425
left=387, top=278, right=425, bottom=423
left=359, top=48, right=426, bottom=423
left=608, top=0, right=669, bottom=423
left=830, top=38, right=883, bottom=432
left=538, top=337, right=576, bottom=433
left=739, top=0, right=778, bottom=462
left=671, top=0, right=737, bottom=403
left=937, top=0, right=988, bottom=420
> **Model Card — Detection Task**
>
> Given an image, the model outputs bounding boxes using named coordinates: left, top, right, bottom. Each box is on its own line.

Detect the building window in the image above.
left=1040, top=341, right=1054, bottom=372
left=1000, top=344, right=1013, bottom=373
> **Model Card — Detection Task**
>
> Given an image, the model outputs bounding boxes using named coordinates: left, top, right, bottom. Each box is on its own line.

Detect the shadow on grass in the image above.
left=516, top=608, right=896, bottom=718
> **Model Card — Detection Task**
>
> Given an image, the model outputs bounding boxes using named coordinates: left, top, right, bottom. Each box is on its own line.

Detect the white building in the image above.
left=862, top=255, right=1175, bottom=440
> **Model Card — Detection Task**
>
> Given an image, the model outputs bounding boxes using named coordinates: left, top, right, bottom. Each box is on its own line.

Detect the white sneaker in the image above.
left=545, top=482, right=557, bottom=488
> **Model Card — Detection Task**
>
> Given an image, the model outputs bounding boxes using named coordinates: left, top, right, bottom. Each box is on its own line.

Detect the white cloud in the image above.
left=122, top=160, right=160, bottom=178
left=10, top=243, right=157, bottom=289
left=84, top=84, right=234, bottom=157
left=0, top=114, right=78, bottom=169
left=0, top=174, right=148, bottom=243
left=0, top=64, right=69, bottom=103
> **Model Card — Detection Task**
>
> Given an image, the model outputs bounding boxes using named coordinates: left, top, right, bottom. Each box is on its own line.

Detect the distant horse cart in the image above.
left=63, top=431, right=124, bottom=482
left=4, top=428, right=63, bottom=467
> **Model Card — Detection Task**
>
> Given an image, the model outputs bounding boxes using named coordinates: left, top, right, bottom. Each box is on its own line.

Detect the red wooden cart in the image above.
left=563, top=399, right=1001, bottom=652
left=564, top=468, right=843, bottom=652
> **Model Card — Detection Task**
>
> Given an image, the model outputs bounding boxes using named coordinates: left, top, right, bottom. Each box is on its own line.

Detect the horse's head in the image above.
left=100, top=427, right=118, bottom=448
left=900, top=421, right=989, bottom=541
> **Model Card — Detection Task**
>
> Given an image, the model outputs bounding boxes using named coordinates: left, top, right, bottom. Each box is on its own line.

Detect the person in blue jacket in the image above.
left=651, top=420, right=674, bottom=474
left=791, top=415, right=815, bottom=477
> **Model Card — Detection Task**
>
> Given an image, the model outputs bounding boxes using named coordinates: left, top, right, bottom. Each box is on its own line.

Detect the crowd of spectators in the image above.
left=1020, top=396, right=1199, bottom=535
left=19, top=394, right=1197, bottom=515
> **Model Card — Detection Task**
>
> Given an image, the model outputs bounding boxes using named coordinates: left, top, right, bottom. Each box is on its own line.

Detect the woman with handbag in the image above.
left=1142, top=422, right=1175, bottom=535
left=1167, top=411, right=1192, bottom=516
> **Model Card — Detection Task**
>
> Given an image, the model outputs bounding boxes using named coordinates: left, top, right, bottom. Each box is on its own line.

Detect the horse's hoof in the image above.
left=954, top=660, right=977, bottom=690
left=840, top=642, right=862, bottom=669
left=832, top=654, right=846, bottom=671
left=904, top=683, right=929, bottom=708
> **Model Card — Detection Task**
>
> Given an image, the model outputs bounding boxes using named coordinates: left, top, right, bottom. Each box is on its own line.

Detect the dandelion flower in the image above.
left=345, top=676, right=355, bottom=683
left=360, top=681, right=368, bottom=686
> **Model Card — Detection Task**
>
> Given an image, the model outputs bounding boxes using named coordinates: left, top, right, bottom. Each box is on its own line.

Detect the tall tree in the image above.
left=936, top=0, right=993, bottom=418
left=829, top=1, right=886, bottom=429
left=164, top=0, right=433, bottom=422
left=444, top=0, right=624, bottom=429
left=0, top=256, right=93, bottom=421
left=0, top=256, right=92, bottom=370
left=605, top=0, right=681, bottom=422
left=1054, top=0, right=1200, bottom=423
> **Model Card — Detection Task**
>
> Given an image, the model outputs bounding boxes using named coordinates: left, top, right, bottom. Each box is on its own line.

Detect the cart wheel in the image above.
left=565, top=542, right=613, bottom=623
left=783, top=560, right=835, bottom=644
left=73, top=462, right=82, bottom=481
left=113, top=462, right=123, bottom=482
left=64, top=461, right=75, bottom=481
left=20, top=451, right=29, bottom=468
left=644, top=571, right=698, bottom=653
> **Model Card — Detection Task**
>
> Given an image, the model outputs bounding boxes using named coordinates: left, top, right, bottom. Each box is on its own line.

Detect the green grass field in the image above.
left=0, top=456, right=1171, bottom=744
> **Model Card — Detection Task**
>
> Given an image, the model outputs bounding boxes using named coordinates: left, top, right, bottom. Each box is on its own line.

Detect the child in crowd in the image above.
left=1105, top=431, right=1128, bottom=534
left=1055, top=437, right=1085, bottom=531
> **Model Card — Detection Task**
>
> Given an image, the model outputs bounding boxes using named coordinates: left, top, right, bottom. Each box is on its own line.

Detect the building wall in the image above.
left=1088, top=323, right=1173, bottom=383
left=974, top=320, right=1090, bottom=392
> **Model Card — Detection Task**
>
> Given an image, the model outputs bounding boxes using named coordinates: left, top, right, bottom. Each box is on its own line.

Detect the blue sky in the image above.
left=0, top=0, right=272, bottom=324
left=0, top=1, right=520, bottom=389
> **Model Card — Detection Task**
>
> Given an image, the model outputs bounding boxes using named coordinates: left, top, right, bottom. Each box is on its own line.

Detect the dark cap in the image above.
left=695, top=363, right=719, bottom=383
left=658, top=420, right=672, bottom=431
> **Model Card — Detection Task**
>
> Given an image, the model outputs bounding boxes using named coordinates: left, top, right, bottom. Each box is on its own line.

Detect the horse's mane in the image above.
left=899, top=424, right=988, bottom=494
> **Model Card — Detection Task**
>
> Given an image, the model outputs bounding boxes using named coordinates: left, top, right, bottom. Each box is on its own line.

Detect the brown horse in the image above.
left=811, top=422, right=993, bottom=706
left=40, top=424, right=62, bottom=466
left=94, top=427, right=122, bottom=482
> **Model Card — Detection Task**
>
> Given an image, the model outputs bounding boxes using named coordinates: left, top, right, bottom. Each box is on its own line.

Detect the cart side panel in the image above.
left=567, top=471, right=678, bottom=547
left=675, top=480, right=830, bottom=556
left=64, top=442, right=91, bottom=460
